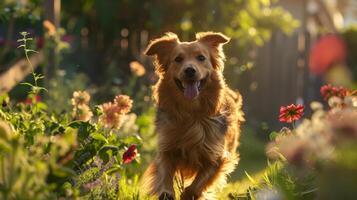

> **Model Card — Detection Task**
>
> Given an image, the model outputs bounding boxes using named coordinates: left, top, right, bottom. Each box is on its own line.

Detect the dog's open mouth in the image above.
left=174, top=77, right=207, bottom=100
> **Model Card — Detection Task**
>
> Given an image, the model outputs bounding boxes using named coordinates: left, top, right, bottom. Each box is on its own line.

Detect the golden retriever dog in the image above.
left=142, top=32, right=244, bottom=200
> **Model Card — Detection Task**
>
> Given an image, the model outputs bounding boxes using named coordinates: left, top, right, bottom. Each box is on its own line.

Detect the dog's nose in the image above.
left=184, top=67, right=196, bottom=78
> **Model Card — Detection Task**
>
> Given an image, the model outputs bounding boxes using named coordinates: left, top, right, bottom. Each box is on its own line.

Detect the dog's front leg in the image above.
left=181, top=161, right=222, bottom=200
left=155, top=154, right=176, bottom=200
left=143, top=153, right=176, bottom=199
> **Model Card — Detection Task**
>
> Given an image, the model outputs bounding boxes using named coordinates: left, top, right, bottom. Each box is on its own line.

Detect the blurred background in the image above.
left=1, top=0, right=357, bottom=192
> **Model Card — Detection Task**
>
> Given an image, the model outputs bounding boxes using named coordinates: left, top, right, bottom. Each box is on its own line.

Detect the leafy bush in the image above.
left=0, top=30, right=158, bottom=200
left=0, top=87, right=146, bottom=200
left=228, top=85, right=357, bottom=200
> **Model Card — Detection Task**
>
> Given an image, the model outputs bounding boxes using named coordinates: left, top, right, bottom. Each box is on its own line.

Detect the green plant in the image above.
left=17, top=31, right=47, bottom=100
left=225, top=85, right=357, bottom=200
left=0, top=88, right=146, bottom=199
left=0, top=121, right=56, bottom=200
left=0, top=31, right=145, bottom=199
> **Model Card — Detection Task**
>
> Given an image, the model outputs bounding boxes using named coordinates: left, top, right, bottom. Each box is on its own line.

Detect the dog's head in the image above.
left=144, top=32, right=229, bottom=100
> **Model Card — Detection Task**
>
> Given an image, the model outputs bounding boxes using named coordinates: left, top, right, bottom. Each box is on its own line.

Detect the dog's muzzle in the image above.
left=174, top=76, right=208, bottom=100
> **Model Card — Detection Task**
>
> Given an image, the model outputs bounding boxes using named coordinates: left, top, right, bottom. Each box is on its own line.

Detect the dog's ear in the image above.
left=196, top=32, right=230, bottom=71
left=196, top=32, right=230, bottom=47
left=144, top=32, right=179, bottom=73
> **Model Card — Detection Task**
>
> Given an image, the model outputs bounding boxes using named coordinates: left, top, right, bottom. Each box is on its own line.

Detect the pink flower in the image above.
left=99, top=102, right=123, bottom=129
left=98, top=94, right=133, bottom=129
left=71, top=91, right=90, bottom=106
left=329, top=110, right=357, bottom=140
left=122, top=144, right=137, bottom=164
left=279, top=104, right=304, bottom=123
left=72, top=104, right=93, bottom=121
left=114, top=95, right=133, bottom=114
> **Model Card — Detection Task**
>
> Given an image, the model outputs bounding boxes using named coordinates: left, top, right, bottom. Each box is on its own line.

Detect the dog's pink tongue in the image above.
left=184, top=82, right=199, bottom=100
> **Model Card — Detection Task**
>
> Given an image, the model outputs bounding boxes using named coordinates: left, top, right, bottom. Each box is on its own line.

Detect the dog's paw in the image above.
left=180, top=188, right=200, bottom=200
left=159, top=192, right=175, bottom=200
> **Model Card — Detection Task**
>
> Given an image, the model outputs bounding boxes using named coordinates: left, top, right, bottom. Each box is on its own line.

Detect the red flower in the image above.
left=309, top=35, right=346, bottom=75
left=0, top=38, right=5, bottom=46
left=122, top=144, right=137, bottom=164
left=36, top=37, right=44, bottom=49
left=61, top=35, right=75, bottom=43
left=23, top=95, right=41, bottom=105
left=279, top=104, right=304, bottom=123
left=320, top=84, right=348, bottom=100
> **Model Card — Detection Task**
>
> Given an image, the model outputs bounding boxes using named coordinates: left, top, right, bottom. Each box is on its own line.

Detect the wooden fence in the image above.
left=237, top=30, right=323, bottom=129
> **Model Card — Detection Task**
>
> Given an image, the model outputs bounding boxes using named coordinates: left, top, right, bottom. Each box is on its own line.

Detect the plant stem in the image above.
left=23, top=36, right=38, bottom=88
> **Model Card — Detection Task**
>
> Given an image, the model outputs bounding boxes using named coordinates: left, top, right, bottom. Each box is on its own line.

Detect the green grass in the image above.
left=230, top=126, right=268, bottom=180
left=219, top=126, right=268, bottom=199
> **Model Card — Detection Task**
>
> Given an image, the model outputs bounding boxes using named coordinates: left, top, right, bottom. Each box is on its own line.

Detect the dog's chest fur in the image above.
left=155, top=108, right=230, bottom=167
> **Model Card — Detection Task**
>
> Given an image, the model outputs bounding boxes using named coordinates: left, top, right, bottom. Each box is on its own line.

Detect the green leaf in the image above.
left=35, top=102, right=48, bottom=111
left=99, top=145, right=119, bottom=152
left=122, top=135, right=142, bottom=145
left=245, top=171, right=258, bottom=185
left=20, top=82, right=35, bottom=87
left=105, top=164, right=122, bottom=174
left=48, top=121, right=65, bottom=135
left=91, top=133, right=108, bottom=143
left=98, top=145, right=118, bottom=163
left=269, top=131, right=279, bottom=141
left=26, top=49, right=39, bottom=53
left=0, top=93, right=9, bottom=105
left=68, top=121, right=95, bottom=141
left=64, top=127, right=77, bottom=146
left=51, top=165, right=76, bottom=178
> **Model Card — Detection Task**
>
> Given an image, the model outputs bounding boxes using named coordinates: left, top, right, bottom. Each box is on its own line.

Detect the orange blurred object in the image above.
left=309, top=35, right=347, bottom=75
left=43, top=20, right=56, bottom=36
left=129, top=61, right=146, bottom=77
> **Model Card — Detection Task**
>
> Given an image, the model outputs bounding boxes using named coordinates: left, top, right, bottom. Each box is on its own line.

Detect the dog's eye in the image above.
left=174, top=56, right=183, bottom=63
left=197, top=55, right=206, bottom=62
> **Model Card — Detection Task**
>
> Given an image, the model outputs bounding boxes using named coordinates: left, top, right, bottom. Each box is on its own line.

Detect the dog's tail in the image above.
left=235, top=91, right=245, bottom=122
left=227, top=89, right=245, bottom=122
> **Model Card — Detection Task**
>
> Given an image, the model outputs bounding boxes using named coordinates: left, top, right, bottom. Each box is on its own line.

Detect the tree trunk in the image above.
left=44, top=0, right=61, bottom=84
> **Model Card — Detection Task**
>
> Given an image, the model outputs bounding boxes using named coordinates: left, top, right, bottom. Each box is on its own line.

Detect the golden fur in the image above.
left=142, top=32, right=244, bottom=200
